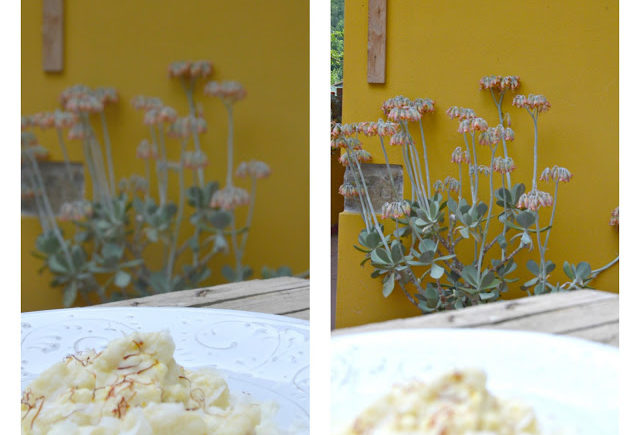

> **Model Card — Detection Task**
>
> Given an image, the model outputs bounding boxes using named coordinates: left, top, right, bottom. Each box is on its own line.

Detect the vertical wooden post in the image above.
left=42, top=0, right=64, bottom=72
left=367, top=0, right=386, bottom=84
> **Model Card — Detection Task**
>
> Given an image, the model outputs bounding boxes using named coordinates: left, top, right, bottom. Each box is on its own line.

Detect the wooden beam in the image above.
left=42, top=0, right=64, bottom=72
left=367, top=0, right=386, bottom=84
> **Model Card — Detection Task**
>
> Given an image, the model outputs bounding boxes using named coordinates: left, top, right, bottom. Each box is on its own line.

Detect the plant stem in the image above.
left=543, top=180, right=560, bottom=251
left=378, top=135, right=398, bottom=200
left=166, top=140, right=187, bottom=280
left=418, top=119, right=432, bottom=198
left=478, top=146, right=497, bottom=271
left=470, top=132, right=480, bottom=204
left=535, top=213, right=546, bottom=285
left=157, top=126, right=169, bottom=203
left=240, top=177, right=257, bottom=254
left=225, top=104, right=234, bottom=187
left=149, top=126, right=164, bottom=205
left=230, top=212, right=242, bottom=281
left=144, top=159, right=151, bottom=201
left=462, top=134, right=476, bottom=204
left=99, top=112, right=116, bottom=196
left=531, top=111, right=539, bottom=191
left=55, top=128, right=79, bottom=195
left=457, top=163, right=463, bottom=203
left=26, top=170, right=49, bottom=232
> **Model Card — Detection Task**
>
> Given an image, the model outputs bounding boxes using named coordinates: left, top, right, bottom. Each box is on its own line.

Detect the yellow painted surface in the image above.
left=21, top=1, right=309, bottom=311
left=336, top=0, right=618, bottom=328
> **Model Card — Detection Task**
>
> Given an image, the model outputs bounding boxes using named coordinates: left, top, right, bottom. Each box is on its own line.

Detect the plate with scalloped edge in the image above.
left=332, top=328, right=617, bottom=434
left=21, top=306, right=309, bottom=434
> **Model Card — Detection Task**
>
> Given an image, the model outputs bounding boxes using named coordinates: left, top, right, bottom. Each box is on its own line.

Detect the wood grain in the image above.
left=42, top=0, right=64, bottom=72
left=99, top=277, right=310, bottom=320
left=367, top=0, right=386, bottom=83
left=333, top=290, right=618, bottom=346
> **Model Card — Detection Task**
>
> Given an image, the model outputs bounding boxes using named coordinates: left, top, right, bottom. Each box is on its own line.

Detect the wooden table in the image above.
left=333, top=290, right=618, bottom=346
left=99, top=276, right=310, bottom=320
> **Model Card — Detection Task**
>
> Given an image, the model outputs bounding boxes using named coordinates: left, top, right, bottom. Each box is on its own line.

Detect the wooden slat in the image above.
left=333, top=290, right=618, bottom=347
left=367, top=0, right=387, bottom=83
left=42, top=0, right=64, bottom=72
left=97, top=277, right=310, bottom=320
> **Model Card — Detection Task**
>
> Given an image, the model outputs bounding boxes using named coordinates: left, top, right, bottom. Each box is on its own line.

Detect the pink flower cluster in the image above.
left=184, top=150, right=209, bottom=170
left=168, top=60, right=213, bottom=79
left=143, top=106, right=178, bottom=125
left=136, top=139, right=159, bottom=160
left=479, top=75, right=520, bottom=91
left=451, top=146, right=470, bottom=164
left=444, top=176, right=461, bottom=193
left=381, top=200, right=411, bottom=219
left=167, top=115, right=207, bottom=138
left=118, top=175, right=148, bottom=194
left=204, top=81, right=247, bottom=104
left=478, top=125, right=515, bottom=145
left=539, top=165, right=573, bottom=183
left=390, top=131, right=411, bottom=146
left=210, top=185, right=250, bottom=210
left=94, top=87, right=119, bottom=105
left=339, top=149, right=372, bottom=167
left=445, top=106, right=476, bottom=120
left=338, top=183, right=361, bottom=198
left=517, top=189, right=553, bottom=211
left=382, top=96, right=435, bottom=123
left=236, top=160, right=271, bottom=179
left=131, top=96, right=164, bottom=111
left=492, top=157, right=516, bottom=174
left=513, top=94, right=551, bottom=112
left=358, top=120, right=400, bottom=137
left=609, top=206, right=619, bottom=227
left=58, top=200, right=92, bottom=221
left=457, top=117, right=488, bottom=134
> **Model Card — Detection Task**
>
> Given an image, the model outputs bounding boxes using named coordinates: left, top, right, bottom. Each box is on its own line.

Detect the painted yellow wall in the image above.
left=336, top=0, right=618, bottom=328
left=21, top=0, right=309, bottom=311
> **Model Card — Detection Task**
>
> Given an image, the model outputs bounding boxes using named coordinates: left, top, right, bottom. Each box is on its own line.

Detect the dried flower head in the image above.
left=338, top=182, right=361, bottom=198
left=513, top=94, right=551, bottom=113
left=609, top=206, right=619, bottom=227
left=136, top=139, right=158, bottom=160
left=204, top=81, right=247, bottom=104
left=184, top=150, right=209, bottom=170
left=492, top=157, right=516, bottom=174
left=433, top=179, right=445, bottom=193
left=517, top=189, right=553, bottom=211
left=210, top=185, right=250, bottom=210
left=451, top=146, right=470, bottom=164
left=339, top=149, right=372, bottom=166
left=236, top=160, right=271, bottom=179
left=444, top=176, right=461, bottom=193
left=540, top=165, right=573, bottom=183
left=381, top=200, right=411, bottom=219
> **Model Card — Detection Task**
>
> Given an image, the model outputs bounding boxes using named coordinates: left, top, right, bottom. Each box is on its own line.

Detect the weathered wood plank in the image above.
left=367, top=0, right=387, bottom=83
left=286, top=309, right=310, bottom=320
left=42, top=0, right=64, bottom=72
left=333, top=290, right=618, bottom=346
left=197, top=288, right=309, bottom=315
left=99, top=277, right=309, bottom=308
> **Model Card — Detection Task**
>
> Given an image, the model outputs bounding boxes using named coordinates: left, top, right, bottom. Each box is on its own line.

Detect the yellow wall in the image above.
left=336, top=0, right=618, bottom=328
left=21, top=0, right=309, bottom=311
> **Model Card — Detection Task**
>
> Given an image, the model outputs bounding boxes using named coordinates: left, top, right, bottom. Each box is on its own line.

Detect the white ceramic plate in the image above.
left=21, top=306, right=309, bottom=434
left=332, top=329, right=617, bottom=434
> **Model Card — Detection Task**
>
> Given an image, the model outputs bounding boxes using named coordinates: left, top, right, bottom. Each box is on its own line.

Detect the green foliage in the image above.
left=331, top=0, right=344, bottom=85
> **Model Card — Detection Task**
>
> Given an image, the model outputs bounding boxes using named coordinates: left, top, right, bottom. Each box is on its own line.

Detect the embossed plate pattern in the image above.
left=22, top=307, right=309, bottom=433
left=332, top=329, right=617, bottom=434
